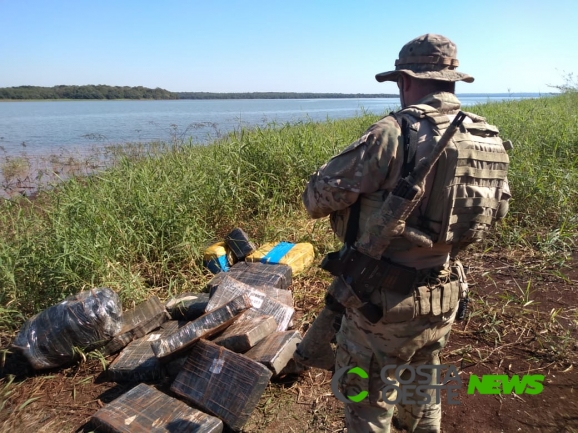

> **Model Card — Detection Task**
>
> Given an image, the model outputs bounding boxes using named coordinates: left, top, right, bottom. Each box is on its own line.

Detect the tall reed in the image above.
left=469, top=92, right=578, bottom=256
left=0, top=93, right=576, bottom=330
left=0, top=114, right=374, bottom=327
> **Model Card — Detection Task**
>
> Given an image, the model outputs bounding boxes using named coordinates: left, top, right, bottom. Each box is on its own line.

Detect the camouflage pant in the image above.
left=335, top=304, right=457, bottom=433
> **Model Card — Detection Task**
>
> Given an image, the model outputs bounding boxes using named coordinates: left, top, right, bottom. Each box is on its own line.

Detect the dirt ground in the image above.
left=1, top=248, right=576, bottom=433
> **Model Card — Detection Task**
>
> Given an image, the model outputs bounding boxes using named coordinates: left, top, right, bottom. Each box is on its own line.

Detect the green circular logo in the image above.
left=331, top=365, right=369, bottom=403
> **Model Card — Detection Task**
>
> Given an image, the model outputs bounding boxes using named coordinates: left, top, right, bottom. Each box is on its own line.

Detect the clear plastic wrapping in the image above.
left=245, top=330, right=302, bottom=375
left=171, top=339, right=272, bottom=431
left=108, top=328, right=174, bottom=382
left=207, top=262, right=292, bottom=292
left=108, top=335, right=161, bottom=382
left=205, top=276, right=294, bottom=332
left=213, top=315, right=277, bottom=353
left=245, top=242, right=315, bottom=275
left=102, top=296, right=169, bottom=355
left=253, top=285, right=293, bottom=307
left=151, top=294, right=252, bottom=360
left=91, top=383, right=223, bottom=433
left=13, top=287, right=123, bottom=370
left=165, top=292, right=211, bottom=321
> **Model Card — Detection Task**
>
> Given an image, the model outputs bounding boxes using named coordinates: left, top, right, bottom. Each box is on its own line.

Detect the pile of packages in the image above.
left=12, top=228, right=316, bottom=432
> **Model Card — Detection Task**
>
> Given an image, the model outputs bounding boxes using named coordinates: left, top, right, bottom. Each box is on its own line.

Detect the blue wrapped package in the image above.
left=203, top=242, right=232, bottom=274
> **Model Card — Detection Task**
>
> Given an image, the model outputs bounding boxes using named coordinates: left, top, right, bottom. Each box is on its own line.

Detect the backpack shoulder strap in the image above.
left=392, top=111, right=419, bottom=179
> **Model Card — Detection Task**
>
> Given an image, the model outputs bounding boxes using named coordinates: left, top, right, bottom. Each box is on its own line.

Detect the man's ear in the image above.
left=401, top=75, right=412, bottom=93
left=398, top=75, right=411, bottom=108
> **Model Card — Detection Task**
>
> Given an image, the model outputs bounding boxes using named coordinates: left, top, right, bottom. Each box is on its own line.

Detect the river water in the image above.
left=0, top=95, right=542, bottom=158
left=0, top=95, right=545, bottom=197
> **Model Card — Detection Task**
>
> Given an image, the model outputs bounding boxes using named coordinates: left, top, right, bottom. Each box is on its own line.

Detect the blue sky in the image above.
left=1, top=0, right=576, bottom=94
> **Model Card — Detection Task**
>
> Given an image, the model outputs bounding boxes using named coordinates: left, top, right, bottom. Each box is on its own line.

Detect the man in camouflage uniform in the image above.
left=302, top=34, right=511, bottom=432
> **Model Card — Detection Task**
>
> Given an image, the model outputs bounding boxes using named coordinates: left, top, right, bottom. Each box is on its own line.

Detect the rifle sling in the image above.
left=343, top=197, right=361, bottom=248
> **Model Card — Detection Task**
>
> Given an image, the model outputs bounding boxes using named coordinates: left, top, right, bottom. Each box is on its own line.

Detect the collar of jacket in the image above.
left=412, top=91, right=461, bottom=113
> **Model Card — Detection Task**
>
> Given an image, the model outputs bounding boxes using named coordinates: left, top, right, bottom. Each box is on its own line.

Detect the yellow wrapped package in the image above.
left=245, top=242, right=315, bottom=276
left=203, top=242, right=233, bottom=274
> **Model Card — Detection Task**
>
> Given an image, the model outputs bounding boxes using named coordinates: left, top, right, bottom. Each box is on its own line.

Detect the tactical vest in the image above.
left=330, top=104, right=510, bottom=252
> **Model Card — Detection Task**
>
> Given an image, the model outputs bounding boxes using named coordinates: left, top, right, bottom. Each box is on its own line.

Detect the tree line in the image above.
left=0, top=86, right=397, bottom=100
left=0, top=85, right=177, bottom=100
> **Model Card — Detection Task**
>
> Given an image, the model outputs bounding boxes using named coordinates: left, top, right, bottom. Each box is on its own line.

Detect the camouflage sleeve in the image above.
left=302, top=116, right=402, bottom=219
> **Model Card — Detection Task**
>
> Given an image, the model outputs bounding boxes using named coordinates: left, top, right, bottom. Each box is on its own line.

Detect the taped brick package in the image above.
left=165, top=292, right=210, bottom=321
left=245, top=242, right=315, bottom=275
left=253, top=285, right=293, bottom=307
left=203, top=241, right=232, bottom=274
left=13, top=287, right=122, bottom=370
left=207, top=261, right=292, bottom=292
left=278, top=358, right=308, bottom=376
left=171, top=339, right=272, bottom=431
left=245, top=330, right=302, bottom=375
left=205, top=275, right=294, bottom=332
left=250, top=285, right=294, bottom=329
left=151, top=294, right=252, bottom=360
left=224, top=227, right=256, bottom=260
left=103, top=296, right=169, bottom=355
left=160, top=320, right=187, bottom=333
left=108, top=327, right=174, bottom=382
left=91, top=383, right=223, bottom=433
left=213, top=315, right=277, bottom=352
left=158, top=320, right=191, bottom=378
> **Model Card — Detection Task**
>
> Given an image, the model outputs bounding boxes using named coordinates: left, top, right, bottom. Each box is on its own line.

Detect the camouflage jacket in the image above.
left=302, top=92, right=466, bottom=219
left=302, top=92, right=511, bottom=269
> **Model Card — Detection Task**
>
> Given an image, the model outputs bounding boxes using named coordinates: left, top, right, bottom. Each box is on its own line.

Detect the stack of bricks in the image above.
left=92, top=259, right=308, bottom=432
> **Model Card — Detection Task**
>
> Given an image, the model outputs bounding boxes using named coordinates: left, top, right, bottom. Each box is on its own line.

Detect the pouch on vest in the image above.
left=415, top=280, right=460, bottom=317
left=330, top=192, right=384, bottom=243
left=381, top=287, right=418, bottom=323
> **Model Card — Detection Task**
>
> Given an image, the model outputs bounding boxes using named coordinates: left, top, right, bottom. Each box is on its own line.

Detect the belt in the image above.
left=322, top=246, right=420, bottom=298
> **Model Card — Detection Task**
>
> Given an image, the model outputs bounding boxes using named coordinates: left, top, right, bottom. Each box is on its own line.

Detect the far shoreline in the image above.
left=0, top=92, right=550, bottom=102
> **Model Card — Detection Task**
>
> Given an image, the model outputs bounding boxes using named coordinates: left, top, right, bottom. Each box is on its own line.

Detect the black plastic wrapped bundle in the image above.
left=92, top=383, right=223, bottom=433
left=224, top=227, right=256, bottom=260
left=13, top=287, right=123, bottom=370
left=171, top=339, right=272, bottom=431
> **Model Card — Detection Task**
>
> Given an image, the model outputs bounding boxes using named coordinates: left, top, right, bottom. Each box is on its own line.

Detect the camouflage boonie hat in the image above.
left=375, top=33, right=474, bottom=83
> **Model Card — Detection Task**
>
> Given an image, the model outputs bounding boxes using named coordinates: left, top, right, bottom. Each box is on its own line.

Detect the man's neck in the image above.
left=411, top=92, right=461, bottom=113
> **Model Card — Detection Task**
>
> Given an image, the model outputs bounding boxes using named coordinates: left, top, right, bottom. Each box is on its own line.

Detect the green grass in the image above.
left=468, top=92, right=578, bottom=256
left=0, top=114, right=371, bottom=326
left=0, top=93, right=576, bottom=331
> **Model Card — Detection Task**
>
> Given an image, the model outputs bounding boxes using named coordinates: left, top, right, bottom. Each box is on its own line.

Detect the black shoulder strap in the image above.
left=401, top=118, right=417, bottom=178
left=344, top=198, right=361, bottom=248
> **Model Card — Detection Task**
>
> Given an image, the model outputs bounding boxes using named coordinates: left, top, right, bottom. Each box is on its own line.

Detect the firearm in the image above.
left=294, top=112, right=467, bottom=370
